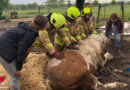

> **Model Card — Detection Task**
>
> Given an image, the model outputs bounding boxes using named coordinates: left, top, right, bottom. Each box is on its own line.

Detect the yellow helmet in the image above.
left=67, top=7, right=80, bottom=20
left=82, top=8, right=91, bottom=16
left=50, top=13, right=66, bottom=29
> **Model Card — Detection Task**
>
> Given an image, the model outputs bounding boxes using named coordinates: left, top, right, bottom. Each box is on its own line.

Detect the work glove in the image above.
left=67, top=44, right=79, bottom=50
left=0, top=76, right=4, bottom=83
left=52, top=51, right=64, bottom=59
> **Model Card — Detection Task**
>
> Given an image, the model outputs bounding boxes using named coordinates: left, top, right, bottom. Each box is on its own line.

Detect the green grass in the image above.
left=9, top=8, right=65, bottom=17
left=92, top=5, right=130, bottom=20
left=2, top=5, right=130, bottom=20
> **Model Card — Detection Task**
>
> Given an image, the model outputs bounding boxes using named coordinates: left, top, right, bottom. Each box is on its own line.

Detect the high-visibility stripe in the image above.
left=78, top=25, right=83, bottom=28
left=81, top=33, right=86, bottom=38
left=39, top=30, right=48, bottom=34
left=58, top=27, right=68, bottom=31
left=45, top=43, right=53, bottom=49
left=71, top=36, right=76, bottom=41
left=32, top=40, right=41, bottom=46
left=63, top=37, right=69, bottom=41
left=44, top=56, right=51, bottom=62
left=90, top=24, right=93, bottom=28
left=63, top=28, right=69, bottom=31
left=55, top=39, right=64, bottom=45
left=76, top=36, right=81, bottom=40
left=92, top=30, right=97, bottom=34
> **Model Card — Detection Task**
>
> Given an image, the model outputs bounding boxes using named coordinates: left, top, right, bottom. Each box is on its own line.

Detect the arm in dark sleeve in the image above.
left=119, top=19, right=124, bottom=33
left=16, top=33, right=36, bottom=71
left=105, top=21, right=110, bottom=37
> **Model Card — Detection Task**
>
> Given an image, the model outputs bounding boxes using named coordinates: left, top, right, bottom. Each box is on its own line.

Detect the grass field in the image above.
left=2, top=5, right=130, bottom=20
left=92, top=5, right=130, bottom=20
left=17, top=8, right=66, bottom=15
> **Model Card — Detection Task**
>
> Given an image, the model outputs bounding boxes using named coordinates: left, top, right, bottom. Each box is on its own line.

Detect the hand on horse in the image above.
left=52, top=51, right=64, bottom=59
left=67, top=44, right=79, bottom=50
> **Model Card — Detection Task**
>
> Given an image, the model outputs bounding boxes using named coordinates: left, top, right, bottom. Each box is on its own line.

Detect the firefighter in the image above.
left=32, top=13, right=71, bottom=61
left=55, top=7, right=85, bottom=52
left=65, top=7, right=85, bottom=42
left=85, top=3, right=97, bottom=30
left=77, top=7, right=97, bottom=37
left=0, top=15, right=48, bottom=90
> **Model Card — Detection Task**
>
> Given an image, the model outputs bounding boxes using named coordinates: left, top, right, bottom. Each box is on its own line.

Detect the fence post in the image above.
left=121, top=1, right=124, bottom=20
left=121, top=1, right=124, bottom=50
left=97, top=3, right=101, bottom=24
left=76, top=0, right=85, bottom=12
left=104, top=4, right=106, bottom=18
left=64, top=5, right=67, bottom=14
left=38, top=6, right=40, bottom=14
left=47, top=6, right=50, bottom=13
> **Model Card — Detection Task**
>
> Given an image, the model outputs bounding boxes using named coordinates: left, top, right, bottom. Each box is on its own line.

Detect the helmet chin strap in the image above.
left=47, top=13, right=55, bottom=29
left=50, top=23, right=55, bottom=30
left=65, top=15, right=75, bottom=23
left=47, top=13, right=52, bottom=22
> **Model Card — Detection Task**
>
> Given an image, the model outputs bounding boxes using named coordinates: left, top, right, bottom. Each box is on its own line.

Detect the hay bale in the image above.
left=0, top=64, right=10, bottom=90
left=0, top=52, right=47, bottom=90
left=20, top=52, right=47, bottom=90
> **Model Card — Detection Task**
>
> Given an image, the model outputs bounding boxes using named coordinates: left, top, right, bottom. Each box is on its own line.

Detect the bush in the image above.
left=0, top=0, right=4, bottom=17
left=92, top=0, right=99, bottom=6
left=111, top=0, right=116, bottom=5
left=0, top=16, right=6, bottom=20
left=127, top=1, right=130, bottom=5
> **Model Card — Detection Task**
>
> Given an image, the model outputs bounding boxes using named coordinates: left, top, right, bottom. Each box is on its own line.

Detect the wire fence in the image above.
left=2, top=3, right=130, bottom=21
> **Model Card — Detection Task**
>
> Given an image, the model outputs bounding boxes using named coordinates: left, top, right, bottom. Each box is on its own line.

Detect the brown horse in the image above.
left=45, top=34, right=113, bottom=90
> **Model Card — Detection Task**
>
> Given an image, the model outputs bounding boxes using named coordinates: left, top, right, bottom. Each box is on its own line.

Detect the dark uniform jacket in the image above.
left=0, top=22, right=38, bottom=71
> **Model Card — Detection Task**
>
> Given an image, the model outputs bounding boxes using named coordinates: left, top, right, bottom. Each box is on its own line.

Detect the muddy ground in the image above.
left=0, top=19, right=130, bottom=90
left=0, top=18, right=33, bottom=33
left=97, top=39, right=130, bottom=90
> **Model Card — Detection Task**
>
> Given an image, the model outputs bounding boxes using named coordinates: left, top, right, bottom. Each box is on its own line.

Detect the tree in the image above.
left=32, top=2, right=38, bottom=9
left=76, top=0, right=85, bottom=11
left=20, top=4, right=27, bottom=10
left=46, top=0, right=58, bottom=8
left=58, top=0, right=65, bottom=8
left=53, top=0, right=58, bottom=8
left=0, top=0, right=4, bottom=17
left=0, top=0, right=9, bottom=18
left=4, top=0, right=9, bottom=7
left=128, top=1, right=130, bottom=5
left=111, top=0, right=116, bottom=5
left=27, top=3, right=33, bottom=9
left=67, top=0, right=71, bottom=7
left=92, top=0, right=99, bottom=6
left=8, top=3, right=13, bottom=10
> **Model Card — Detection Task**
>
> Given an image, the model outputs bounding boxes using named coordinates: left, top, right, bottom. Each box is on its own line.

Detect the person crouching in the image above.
left=0, top=15, right=48, bottom=90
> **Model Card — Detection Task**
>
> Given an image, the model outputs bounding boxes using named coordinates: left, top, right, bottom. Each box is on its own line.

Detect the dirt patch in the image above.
left=0, top=18, right=33, bottom=33
left=98, top=39, right=130, bottom=90
left=0, top=20, right=130, bottom=90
